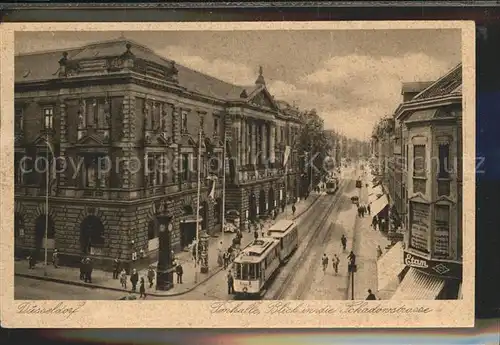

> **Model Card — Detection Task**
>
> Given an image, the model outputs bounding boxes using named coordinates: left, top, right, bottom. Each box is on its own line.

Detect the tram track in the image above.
left=266, top=172, right=356, bottom=300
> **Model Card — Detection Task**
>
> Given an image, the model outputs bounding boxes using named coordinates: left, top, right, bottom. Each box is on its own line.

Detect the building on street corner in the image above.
left=375, top=63, right=463, bottom=300
left=13, top=38, right=304, bottom=270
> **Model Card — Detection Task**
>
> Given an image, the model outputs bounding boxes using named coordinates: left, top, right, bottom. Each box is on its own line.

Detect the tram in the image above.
left=267, top=219, right=299, bottom=263
left=325, top=177, right=339, bottom=194
left=233, top=238, right=281, bottom=298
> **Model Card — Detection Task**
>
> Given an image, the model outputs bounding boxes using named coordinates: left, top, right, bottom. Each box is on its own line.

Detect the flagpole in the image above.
left=195, top=127, right=202, bottom=283
left=221, top=116, right=227, bottom=241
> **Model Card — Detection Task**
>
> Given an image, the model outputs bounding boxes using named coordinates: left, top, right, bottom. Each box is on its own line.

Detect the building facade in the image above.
left=14, top=39, right=303, bottom=269
left=394, top=64, right=463, bottom=298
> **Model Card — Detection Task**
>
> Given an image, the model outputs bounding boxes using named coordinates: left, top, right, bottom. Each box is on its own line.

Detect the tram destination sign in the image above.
left=404, top=251, right=462, bottom=279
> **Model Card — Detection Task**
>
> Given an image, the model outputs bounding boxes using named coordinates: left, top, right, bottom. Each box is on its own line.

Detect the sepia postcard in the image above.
left=0, top=21, right=475, bottom=328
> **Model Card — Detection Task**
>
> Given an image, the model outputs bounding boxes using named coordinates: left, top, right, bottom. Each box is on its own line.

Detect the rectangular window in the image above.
left=153, top=103, right=161, bottom=130
left=434, top=204, right=450, bottom=258
left=43, top=107, right=54, bottom=129
left=413, top=145, right=426, bottom=177
left=97, top=100, right=107, bottom=129
left=181, top=110, right=188, bottom=134
left=213, top=117, right=219, bottom=136
left=15, top=105, right=24, bottom=132
left=181, top=154, right=189, bottom=181
left=438, top=143, right=450, bottom=178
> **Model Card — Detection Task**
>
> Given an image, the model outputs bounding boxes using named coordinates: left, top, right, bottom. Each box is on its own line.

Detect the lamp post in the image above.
left=348, top=255, right=357, bottom=300
left=43, top=134, right=55, bottom=277
left=194, top=127, right=202, bottom=283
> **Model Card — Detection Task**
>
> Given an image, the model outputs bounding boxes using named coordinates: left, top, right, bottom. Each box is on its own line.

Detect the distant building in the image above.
left=14, top=38, right=303, bottom=269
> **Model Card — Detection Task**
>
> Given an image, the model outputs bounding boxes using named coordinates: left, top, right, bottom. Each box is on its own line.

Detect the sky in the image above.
left=15, top=30, right=461, bottom=141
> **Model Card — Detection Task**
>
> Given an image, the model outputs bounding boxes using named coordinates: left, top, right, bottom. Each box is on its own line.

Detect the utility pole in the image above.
left=194, top=127, right=202, bottom=283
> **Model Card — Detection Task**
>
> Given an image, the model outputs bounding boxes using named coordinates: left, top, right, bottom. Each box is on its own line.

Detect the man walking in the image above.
left=332, top=254, right=340, bottom=275
left=112, top=258, right=120, bottom=279
left=176, top=262, right=184, bottom=284
left=292, top=204, right=296, bottom=217
left=227, top=270, right=234, bottom=295
left=341, top=234, right=347, bottom=252
left=321, top=254, right=329, bottom=273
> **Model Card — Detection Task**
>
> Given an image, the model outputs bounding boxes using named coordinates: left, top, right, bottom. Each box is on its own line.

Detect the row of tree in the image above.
left=296, top=109, right=370, bottom=187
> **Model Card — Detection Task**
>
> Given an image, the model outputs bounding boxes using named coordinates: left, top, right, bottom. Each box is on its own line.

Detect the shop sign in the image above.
left=409, top=202, right=430, bottom=253
left=404, top=251, right=462, bottom=279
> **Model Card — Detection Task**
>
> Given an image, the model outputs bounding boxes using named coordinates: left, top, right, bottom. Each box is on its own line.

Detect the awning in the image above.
left=390, top=268, right=445, bottom=300
left=370, top=194, right=389, bottom=216
left=369, top=193, right=382, bottom=204
left=377, top=242, right=406, bottom=291
left=369, top=185, right=383, bottom=196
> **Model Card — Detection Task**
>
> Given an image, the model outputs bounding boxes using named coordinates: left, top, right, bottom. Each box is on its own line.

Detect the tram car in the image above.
left=267, top=219, right=299, bottom=263
left=325, top=177, right=339, bottom=194
left=233, top=238, right=281, bottom=298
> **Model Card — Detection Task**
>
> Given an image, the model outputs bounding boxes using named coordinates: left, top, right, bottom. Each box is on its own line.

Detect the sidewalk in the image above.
left=15, top=192, right=322, bottom=298
left=347, top=183, right=392, bottom=301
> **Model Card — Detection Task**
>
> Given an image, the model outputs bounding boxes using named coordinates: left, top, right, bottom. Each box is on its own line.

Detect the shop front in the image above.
left=391, top=251, right=462, bottom=300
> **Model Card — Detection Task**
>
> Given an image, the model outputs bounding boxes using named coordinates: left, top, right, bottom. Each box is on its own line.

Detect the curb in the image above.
left=15, top=194, right=322, bottom=297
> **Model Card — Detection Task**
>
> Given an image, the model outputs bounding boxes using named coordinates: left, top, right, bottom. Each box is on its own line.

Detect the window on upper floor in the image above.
left=15, top=105, right=24, bottom=133
left=181, top=110, right=188, bottom=134
left=43, top=106, right=54, bottom=130
left=413, top=145, right=426, bottom=178
left=213, top=117, right=219, bottom=136
left=438, top=143, right=451, bottom=178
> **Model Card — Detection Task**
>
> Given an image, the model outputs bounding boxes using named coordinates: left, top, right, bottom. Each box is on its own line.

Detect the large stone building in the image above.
left=389, top=64, right=463, bottom=299
left=14, top=38, right=303, bottom=269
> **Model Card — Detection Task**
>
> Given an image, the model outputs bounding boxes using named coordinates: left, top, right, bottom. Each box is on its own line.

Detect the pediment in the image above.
left=435, top=195, right=455, bottom=204
left=248, top=87, right=278, bottom=110
left=408, top=192, right=429, bottom=204
left=77, top=134, right=103, bottom=146
left=180, top=134, right=204, bottom=148
left=32, top=134, right=54, bottom=148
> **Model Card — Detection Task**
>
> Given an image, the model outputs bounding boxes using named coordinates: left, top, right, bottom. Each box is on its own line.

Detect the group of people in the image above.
left=357, top=204, right=371, bottom=218
left=371, top=215, right=389, bottom=232
left=27, top=249, right=60, bottom=270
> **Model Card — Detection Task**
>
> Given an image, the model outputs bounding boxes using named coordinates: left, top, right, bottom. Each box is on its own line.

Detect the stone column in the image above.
left=250, top=120, right=257, bottom=165
left=269, top=123, right=276, bottom=165
left=261, top=122, right=268, bottom=165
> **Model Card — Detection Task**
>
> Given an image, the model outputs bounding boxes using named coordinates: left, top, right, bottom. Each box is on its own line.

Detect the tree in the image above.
left=297, top=109, right=333, bottom=190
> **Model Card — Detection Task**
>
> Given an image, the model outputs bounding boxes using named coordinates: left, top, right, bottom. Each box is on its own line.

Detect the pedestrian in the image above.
left=254, top=229, right=259, bottom=241
left=321, top=254, right=329, bottom=273
left=52, top=249, right=59, bottom=268
left=112, top=258, right=120, bottom=279
left=347, top=251, right=356, bottom=266
left=119, top=269, right=127, bottom=289
left=372, top=216, right=378, bottom=230
left=176, top=262, right=183, bottom=284
left=28, top=252, right=35, bottom=269
left=130, top=268, right=139, bottom=292
left=223, top=250, right=230, bottom=270
left=79, top=256, right=85, bottom=280
left=191, top=239, right=197, bottom=262
left=147, top=265, right=155, bottom=288
left=292, top=204, right=296, bottom=216
left=367, top=204, right=371, bottom=215
left=376, top=245, right=383, bottom=259
left=281, top=201, right=285, bottom=213
left=341, top=234, right=347, bottom=252
left=82, top=258, right=92, bottom=283
left=332, top=254, right=340, bottom=275
left=366, top=289, right=377, bottom=300
left=357, top=206, right=362, bottom=218
left=217, top=247, right=224, bottom=267
left=139, top=277, right=146, bottom=299
left=227, top=270, right=234, bottom=294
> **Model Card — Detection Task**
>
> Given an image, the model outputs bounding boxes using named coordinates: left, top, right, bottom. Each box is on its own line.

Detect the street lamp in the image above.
left=43, top=134, right=55, bottom=277
left=348, top=262, right=357, bottom=300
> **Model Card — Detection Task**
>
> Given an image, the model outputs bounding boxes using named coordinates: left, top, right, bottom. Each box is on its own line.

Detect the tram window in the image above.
left=242, top=263, right=249, bottom=280
left=235, top=263, right=242, bottom=279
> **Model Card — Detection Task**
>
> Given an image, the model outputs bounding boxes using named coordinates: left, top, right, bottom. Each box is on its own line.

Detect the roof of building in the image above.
left=401, top=81, right=434, bottom=94
left=15, top=38, right=258, bottom=101
left=412, top=63, right=462, bottom=101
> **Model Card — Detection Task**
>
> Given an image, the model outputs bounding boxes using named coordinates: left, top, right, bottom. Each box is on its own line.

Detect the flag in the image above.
left=207, top=174, right=218, bottom=199
left=283, top=145, right=291, bottom=168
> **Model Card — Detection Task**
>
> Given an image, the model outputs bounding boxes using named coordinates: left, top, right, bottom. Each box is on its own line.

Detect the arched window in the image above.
left=148, top=220, right=158, bottom=240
